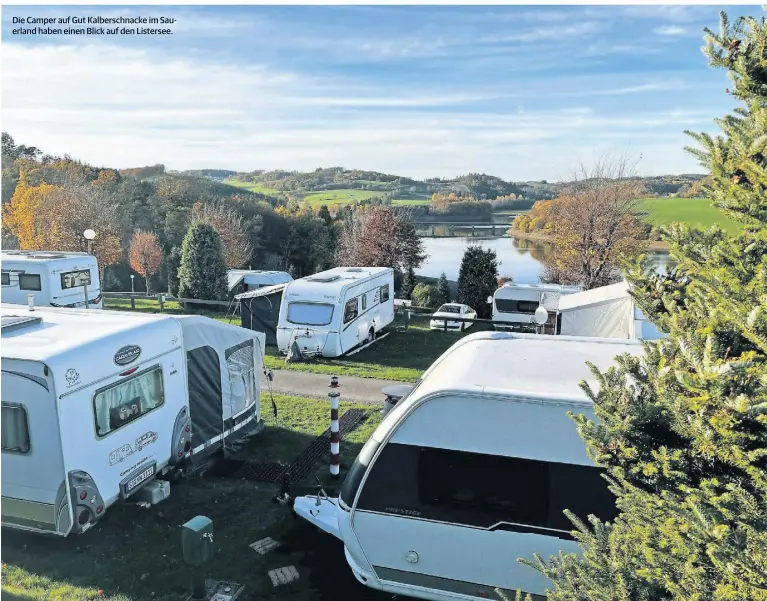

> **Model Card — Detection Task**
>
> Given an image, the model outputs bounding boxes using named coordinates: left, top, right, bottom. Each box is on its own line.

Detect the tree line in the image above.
left=0, top=139, right=426, bottom=299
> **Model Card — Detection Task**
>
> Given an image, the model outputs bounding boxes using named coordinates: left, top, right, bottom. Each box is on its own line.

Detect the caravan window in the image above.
left=287, top=302, right=334, bottom=326
left=495, top=298, right=539, bottom=314
left=60, top=269, right=91, bottom=290
left=344, top=298, right=358, bottom=324
left=355, top=444, right=616, bottom=537
left=93, top=366, right=165, bottom=437
left=226, top=341, right=257, bottom=416
left=1, top=272, right=9, bottom=286
left=361, top=294, right=367, bottom=311
left=19, top=274, right=41, bottom=291
left=418, top=447, right=549, bottom=528
left=1, top=403, right=30, bottom=454
left=380, top=284, right=390, bottom=303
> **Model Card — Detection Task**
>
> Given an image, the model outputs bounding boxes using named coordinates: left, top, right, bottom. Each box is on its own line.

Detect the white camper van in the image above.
left=1, top=250, right=103, bottom=309
left=295, top=331, right=643, bottom=600
left=491, top=283, right=581, bottom=333
left=276, top=267, right=394, bottom=358
left=1, top=304, right=265, bottom=536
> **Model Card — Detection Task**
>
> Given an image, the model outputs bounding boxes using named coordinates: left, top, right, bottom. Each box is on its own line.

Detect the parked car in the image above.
left=429, top=303, right=476, bottom=331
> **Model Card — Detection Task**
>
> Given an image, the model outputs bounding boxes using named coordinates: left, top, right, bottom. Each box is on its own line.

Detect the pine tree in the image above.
left=401, top=266, right=416, bottom=300
left=177, top=222, right=228, bottom=301
left=528, top=9, right=767, bottom=601
left=435, top=272, right=451, bottom=306
left=457, top=246, right=498, bottom=318
left=166, top=246, right=182, bottom=296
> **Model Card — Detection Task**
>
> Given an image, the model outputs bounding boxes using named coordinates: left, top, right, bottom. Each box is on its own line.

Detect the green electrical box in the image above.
left=182, top=515, right=214, bottom=567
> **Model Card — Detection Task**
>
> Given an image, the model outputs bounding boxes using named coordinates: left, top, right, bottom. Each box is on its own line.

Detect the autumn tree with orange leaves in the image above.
left=3, top=173, right=124, bottom=282
left=129, top=231, right=163, bottom=294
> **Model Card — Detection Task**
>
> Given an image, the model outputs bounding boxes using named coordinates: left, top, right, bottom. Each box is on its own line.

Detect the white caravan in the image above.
left=1, top=304, right=265, bottom=536
left=556, top=280, right=665, bottom=340
left=227, top=269, right=293, bottom=296
left=491, top=283, right=581, bottom=334
left=276, top=267, right=395, bottom=358
left=295, top=331, right=643, bottom=600
left=1, top=250, right=103, bottom=309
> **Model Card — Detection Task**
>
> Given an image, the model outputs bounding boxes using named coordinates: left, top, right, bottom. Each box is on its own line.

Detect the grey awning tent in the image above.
left=173, top=316, right=266, bottom=458
left=234, top=283, right=288, bottom=346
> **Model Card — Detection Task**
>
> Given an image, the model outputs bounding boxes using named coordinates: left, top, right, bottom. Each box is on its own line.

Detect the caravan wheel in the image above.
left=366, top=327, right=376, bottom=344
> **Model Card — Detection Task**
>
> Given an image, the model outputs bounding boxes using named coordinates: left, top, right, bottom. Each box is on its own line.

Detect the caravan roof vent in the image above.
left=1, top=315, right=43, bottom=333
left=307, top=274, right=341, bottom=283
left=345, top=268, right=364, bottom=272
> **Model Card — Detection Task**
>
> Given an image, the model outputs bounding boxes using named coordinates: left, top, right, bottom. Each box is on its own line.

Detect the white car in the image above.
left=429, top=303, right=477, bottom=331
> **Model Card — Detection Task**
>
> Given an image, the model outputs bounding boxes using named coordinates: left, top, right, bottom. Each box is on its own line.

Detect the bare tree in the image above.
left=191, top=200, right=251, bottom=269
left=544, top=152, right=646, bottom=290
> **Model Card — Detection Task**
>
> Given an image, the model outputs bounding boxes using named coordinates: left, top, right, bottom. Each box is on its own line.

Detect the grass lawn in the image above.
left=263, top=319, right=493, bottom=383
left=1, top=395, right=385, bottom=601
left=222, top=178, right=281, bottom=197
left=302, top=189, right=381, bottom=207
left=637, top=197, right=740, bottom=234
left=103, top=297, right=233, bottom=325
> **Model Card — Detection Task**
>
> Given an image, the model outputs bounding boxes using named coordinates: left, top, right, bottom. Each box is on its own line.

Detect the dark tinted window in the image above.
left=19, top=274, right=41, bottom=291
left=495, top=298, right=539, bottom=314
left=380, top=285, right=390, bottom=303
left=1, top=272, right=9, bottom=286
left=356, top=443, right=616, bottom=537
left=344, top=298, right=358, bottom=324
left=362, top=294, right=367, bottom=311
left=340, top=437, right=382, bottom=507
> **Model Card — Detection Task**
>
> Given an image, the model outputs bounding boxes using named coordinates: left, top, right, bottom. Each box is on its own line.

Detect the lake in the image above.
left=417, top=235, right=671, bottom=283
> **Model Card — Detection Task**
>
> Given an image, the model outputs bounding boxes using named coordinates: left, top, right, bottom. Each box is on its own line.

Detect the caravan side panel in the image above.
left=1, top=360, right=68, bottom=534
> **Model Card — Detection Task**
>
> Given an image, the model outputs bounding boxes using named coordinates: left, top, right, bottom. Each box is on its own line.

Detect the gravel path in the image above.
left=260, top=369, right=410, bottom=404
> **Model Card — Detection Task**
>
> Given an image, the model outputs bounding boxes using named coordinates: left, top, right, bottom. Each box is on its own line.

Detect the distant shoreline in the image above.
left=508, top=230, right=671, bottom=252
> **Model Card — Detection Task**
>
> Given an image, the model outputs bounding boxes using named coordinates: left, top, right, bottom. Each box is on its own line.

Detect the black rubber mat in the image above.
left=212, top=409, right=368, bottom=484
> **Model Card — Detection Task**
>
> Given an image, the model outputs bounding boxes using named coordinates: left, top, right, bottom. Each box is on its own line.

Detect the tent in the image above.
left=234, top=283, right=288, bottom=346
left=227, top=270, right=292, bottom=295
left=174, top=316, right=266, bottom=457
left=557, top=280, right=665, bottom=340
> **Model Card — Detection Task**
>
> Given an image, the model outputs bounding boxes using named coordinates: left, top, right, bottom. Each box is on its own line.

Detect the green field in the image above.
left=1, top=395, right=384, bottom=601
left=302, top=189, right=381, bottom=206
left=637, top=197, right=740, bottom=234
left=391, top=198, right=431, bottom=206
left=222, top=178, right=280, bottom=197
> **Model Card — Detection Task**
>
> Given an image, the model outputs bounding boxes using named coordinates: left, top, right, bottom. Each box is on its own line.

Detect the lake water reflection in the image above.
left=417, top=236, right=671, bottom=283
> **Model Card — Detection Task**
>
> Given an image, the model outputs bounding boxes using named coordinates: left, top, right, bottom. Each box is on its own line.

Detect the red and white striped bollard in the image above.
left=329, top=375, right=340, bottom=478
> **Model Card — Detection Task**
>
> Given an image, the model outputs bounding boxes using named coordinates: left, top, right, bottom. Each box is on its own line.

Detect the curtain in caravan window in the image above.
left=93, top=367, right=164, bottom=437
left=225, top=341, right=256, bottom=417
left=1, top=404, right=30, bottom=453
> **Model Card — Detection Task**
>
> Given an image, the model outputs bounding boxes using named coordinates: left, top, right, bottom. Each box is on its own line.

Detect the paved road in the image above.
left=260, top=369, right=410, bottom=404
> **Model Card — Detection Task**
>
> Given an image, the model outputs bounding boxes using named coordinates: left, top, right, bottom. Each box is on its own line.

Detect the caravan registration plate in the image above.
left=124, top=464, right=155, bottom=495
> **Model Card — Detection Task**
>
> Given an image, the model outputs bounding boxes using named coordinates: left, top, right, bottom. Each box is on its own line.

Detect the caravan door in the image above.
left=1, top=369, right=69, bottom=534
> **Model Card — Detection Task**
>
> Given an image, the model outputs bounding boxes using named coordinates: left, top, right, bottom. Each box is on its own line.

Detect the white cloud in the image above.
left=654, top=25, right=693, bottom=37
left=2, top=42, right=712, bottom=179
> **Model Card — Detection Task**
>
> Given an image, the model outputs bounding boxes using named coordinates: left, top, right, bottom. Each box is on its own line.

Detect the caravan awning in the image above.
left=234, top=283, right=288, bottom=301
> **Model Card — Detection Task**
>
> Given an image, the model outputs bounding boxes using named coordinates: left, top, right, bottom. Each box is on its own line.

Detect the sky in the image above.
left=1, top=4, right=758, bottom=181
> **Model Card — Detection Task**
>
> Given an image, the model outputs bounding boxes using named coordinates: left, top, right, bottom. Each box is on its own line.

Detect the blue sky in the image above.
left=2, top=4, right=757, bottom=181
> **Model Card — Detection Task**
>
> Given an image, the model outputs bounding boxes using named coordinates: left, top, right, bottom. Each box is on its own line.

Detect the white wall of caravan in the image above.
left=389, top=394, right=595, bottom=466
left=49, top=321, right=187, bottom=508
